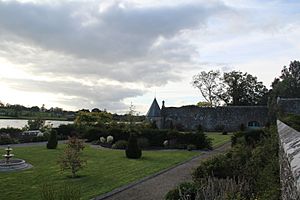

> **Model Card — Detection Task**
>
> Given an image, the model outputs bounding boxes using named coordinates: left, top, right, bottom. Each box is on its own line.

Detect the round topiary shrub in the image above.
left=126, top=134, right=142, bottom=159
left=107, top=135, right=114, bottom=144
left=47, top=130, right=58, bottom=149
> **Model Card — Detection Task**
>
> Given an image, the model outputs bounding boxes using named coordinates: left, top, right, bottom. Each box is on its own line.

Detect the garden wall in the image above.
left=161, top=106, right=269, bottom=131
left=278, top=120, right=300, bottom=200
left=277, top=98, right=300, bottom=115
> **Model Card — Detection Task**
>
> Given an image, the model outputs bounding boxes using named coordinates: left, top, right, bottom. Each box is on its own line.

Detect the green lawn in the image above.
left=206, top=132, right=232, bottom=148
left=0, top=145, right=198, bottom=200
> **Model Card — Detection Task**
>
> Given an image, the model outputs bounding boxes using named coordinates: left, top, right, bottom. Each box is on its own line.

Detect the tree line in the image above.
left=192, top=60, right=300, bottom=108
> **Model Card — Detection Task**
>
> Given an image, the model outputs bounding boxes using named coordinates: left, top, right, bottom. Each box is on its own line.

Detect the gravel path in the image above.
left=94, top=143, right=231, bottom=200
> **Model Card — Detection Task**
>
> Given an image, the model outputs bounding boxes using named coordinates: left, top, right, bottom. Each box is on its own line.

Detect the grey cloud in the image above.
left=2, top=77, right=142, bottom=111
left=0, top=0, right=228, bottom=62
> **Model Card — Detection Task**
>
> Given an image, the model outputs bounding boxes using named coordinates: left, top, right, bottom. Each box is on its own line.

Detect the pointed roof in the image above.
left=146, top=98, right=161, bottom=117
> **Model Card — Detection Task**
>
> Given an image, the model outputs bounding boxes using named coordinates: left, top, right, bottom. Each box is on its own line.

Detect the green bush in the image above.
left=165, top=182, right=197, bottom=200
left=126, top=134, right=142, bottom=159
left=0, top=135, right=18, bottom=145
left=192, top=127, right=280, bottom=199
left=140, top=129, right=168, bottom=147
left=112, top=140, right=128, bottom=149
left=167, top=130, right=212, bottom=150
left=84, top=127, right=107, bottom=142
left=47, top=130, right=58, bottom=149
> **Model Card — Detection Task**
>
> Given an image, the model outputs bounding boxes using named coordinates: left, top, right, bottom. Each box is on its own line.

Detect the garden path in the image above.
left=94, top=142, right=231, bottom=200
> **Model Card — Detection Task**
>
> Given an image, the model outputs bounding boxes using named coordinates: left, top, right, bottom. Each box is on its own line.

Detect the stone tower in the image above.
left=146, top=98, right=162, bottom=128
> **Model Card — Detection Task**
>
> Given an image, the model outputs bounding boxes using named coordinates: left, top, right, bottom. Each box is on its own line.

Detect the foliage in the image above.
left=74, top=111, right=112, bottom=127
left=268, top=60, right=300, bottom=120
left=196, top=101, right=212, bottom=107
left=40, top=183, right=81, bottom=200
left=56, top=124, right=76, bottom=137
left=0, top=134, right=19, bottom=145
left=126, top=134, right=142, bottom=159
left=280, top=113, right=300, bottom=131
left=192, top=127, right=280, bottom=199
left=27, top=117, right=45, bottom=130
left=192, top=70, right=223, bottom=106
left=47, top=129, right=58, bottom=149
left=58, top=136, right=86, bottom=178
left=167, top=130, right=212, bottom=150
left=220, top=71, right=269, bottom=106
left=192, top=70, right=268, bottom=106
left=112, top=140, right=128, bottom=149
left=165, top=182, right=197, bottom=200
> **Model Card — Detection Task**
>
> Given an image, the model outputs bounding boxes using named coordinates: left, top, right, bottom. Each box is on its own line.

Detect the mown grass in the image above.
left=206, top=132, right=232, bottom=148
left=0, top=145, right=198, bottom=200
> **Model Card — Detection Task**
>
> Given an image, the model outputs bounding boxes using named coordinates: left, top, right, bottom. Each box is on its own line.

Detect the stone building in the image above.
left=146, top=98, right=269, bottom=131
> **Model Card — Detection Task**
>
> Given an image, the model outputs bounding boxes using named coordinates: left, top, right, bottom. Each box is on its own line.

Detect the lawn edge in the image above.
left=92, top=142, right=230, bottom=200
left=92, top=153, right=200, bottom=200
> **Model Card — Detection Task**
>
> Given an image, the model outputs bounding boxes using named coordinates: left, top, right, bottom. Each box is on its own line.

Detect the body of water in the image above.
left=0, top=119, right=73, bottom=129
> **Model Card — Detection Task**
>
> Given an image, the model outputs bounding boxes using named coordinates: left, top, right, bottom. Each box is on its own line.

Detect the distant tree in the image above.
left=30, top=106, right=40, bottom=112
left=27, top=118, right=45, bottom=130
left=192, top=70, right=223, bottom=106
left=91, top=108, right=101, bottom=112
left=268, top=60, right=300, bottom=119
left=219, top=71, right=268, bottom=106
left=47, top=129, right=58, bottom=149
left=74, top=111, right=112, bottom=127
left=58, top=136, right=86, bottom=178
left=271, top=60, right=300, bottom=98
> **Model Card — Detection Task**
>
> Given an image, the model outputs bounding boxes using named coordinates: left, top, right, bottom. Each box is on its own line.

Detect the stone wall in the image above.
left=278, top=98, right=300, bottom=115
left=161, top=106, right=269, bottom=131
left=277, top=120, right=300, bottom=200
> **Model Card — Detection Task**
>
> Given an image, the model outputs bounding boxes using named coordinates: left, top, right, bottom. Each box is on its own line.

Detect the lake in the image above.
left=0, top=119, right=73, bottom=129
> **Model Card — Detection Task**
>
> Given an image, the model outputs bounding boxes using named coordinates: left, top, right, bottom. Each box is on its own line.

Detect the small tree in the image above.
left=126, top=134, right=142, bottom=159
left=58, top=136, right=86, bottom=178
left=47, top=130, right=58, bottom=149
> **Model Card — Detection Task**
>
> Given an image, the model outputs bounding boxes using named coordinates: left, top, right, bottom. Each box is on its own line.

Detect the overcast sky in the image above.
left=0, top=0, right=299, bottom=114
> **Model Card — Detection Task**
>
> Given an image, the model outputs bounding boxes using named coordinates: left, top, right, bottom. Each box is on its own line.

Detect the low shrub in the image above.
left=84, top=127, right=107, bottom=142
left=165, top=182, right=197, bottom=200
left=112, top=140, right=128, bottom=149
left=140, top=129, right=168, bottom=147
left=0, top=135, right=18, bottom=145
left=126, top=134, right=142, bottom=159
left=222, top=131, right=228, bottom=135
left=168, top=131, right=212, bottom=150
